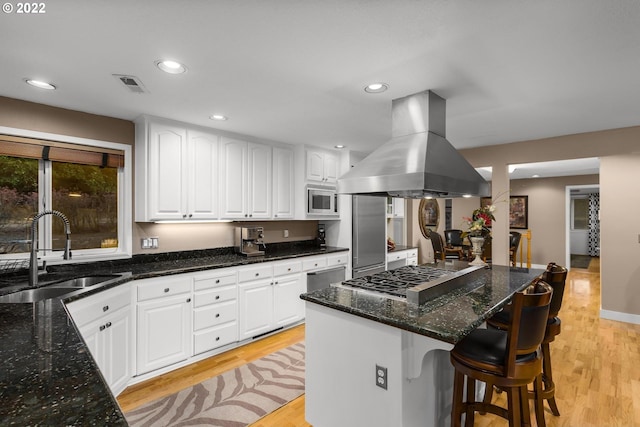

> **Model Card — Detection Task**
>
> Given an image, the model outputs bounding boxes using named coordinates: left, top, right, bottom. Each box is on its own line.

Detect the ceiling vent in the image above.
left=113, top=74, right=148, bottom=94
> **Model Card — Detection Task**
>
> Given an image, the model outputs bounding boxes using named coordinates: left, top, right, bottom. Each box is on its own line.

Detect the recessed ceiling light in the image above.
left=364, top=82, right=388, bottom=93
left=155, top=59, right=187, bottom=74
left=334, top=145, right=345, bottom=149
left=209, top=114, right=228, bottom=121
left=25, top=79, right=56, bottom=90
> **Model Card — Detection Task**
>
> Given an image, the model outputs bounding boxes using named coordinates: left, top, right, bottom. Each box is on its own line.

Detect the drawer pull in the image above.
left=99, top=325, right=106, bottom=331
left=105, top=321, right=112, bottom=328
left=215, top=313, right=220, bottom=318
left=215, top=336, right=220, bottom=341
left=186, top=298, right=191, bottom=303
left=216, top=279, right=220, bottom=284
left=164, top=288, right=170, bottom=293
left=215, top=295, right=220, bottom=300
left=103, top=305, right=109, bottom=312
left=287, top=268, right=291, bottom=271
left=255, top=273, right=259, bottom=277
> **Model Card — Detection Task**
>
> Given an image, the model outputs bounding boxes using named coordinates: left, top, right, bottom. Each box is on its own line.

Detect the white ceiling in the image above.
left=2, top=1, right=639, bottom=176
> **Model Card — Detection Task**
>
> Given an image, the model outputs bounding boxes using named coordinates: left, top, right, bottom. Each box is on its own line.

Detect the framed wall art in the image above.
left=418, top=198, right=440, bottom=238
left=481, top=196, right=529, bottom=229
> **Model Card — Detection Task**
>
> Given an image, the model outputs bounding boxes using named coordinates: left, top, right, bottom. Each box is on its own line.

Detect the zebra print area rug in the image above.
left=125, top=342, right=305, bottom=427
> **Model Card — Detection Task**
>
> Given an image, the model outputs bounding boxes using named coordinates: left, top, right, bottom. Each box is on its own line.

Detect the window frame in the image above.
left=0, top=126, right=132, bottom=264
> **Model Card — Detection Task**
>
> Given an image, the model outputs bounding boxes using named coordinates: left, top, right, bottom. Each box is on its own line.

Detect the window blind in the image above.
left=0, top=134, right=124, bottom=168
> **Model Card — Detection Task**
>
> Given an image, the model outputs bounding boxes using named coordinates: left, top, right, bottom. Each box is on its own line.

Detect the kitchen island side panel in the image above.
left=305, top=303, right=454, bottom=427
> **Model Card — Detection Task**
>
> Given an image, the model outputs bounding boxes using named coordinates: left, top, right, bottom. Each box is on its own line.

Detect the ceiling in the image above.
left=2, top=1, right=639, bottom=176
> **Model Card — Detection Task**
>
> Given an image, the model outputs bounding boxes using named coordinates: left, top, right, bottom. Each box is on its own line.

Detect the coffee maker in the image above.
left=235, top=226, right=266, bottom=257
left=317, top=223, right=326, bottom=249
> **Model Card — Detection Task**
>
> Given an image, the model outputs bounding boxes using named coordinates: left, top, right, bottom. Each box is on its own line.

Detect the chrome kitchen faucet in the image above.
left=29, top=210, right=71, bottom=287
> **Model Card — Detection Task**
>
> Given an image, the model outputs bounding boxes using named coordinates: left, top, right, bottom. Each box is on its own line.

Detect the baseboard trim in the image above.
left=600, top=309, right=640, bottom=325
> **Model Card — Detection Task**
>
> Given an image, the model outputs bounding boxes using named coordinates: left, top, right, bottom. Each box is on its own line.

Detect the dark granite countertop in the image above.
left=0, top=242, right=348, bottom=426
left=301, top=263, right=544, bottom=344
left=387, top=245, right=418, bottom=252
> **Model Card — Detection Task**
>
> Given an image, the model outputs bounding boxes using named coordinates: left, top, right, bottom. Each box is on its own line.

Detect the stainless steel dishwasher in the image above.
left=307, top=266, right=346, bottom=292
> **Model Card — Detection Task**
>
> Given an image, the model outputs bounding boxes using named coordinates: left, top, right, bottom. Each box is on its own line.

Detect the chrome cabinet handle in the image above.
left=105, top=321, right=112, bottom=328
left=99, top=325, right=106, bottom=331
left=103, top=305, right=109, bottom=312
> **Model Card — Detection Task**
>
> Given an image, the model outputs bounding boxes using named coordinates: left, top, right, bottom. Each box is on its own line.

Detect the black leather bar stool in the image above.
left=485, top=262, right=568, bottom=416
left=450, top=279, right=552, bottom=427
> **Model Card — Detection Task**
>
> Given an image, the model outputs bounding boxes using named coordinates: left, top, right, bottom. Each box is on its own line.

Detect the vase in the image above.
left=468, top=236, right=486, bottom=266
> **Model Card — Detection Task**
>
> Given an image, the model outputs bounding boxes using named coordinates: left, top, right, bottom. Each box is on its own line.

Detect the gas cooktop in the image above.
left=339, top=265, right=455, bottom=299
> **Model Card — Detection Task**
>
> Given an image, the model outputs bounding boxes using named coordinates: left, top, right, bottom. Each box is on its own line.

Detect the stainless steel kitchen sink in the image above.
left=0, top=287, right=79, bottom=303
left=0, top=274, right=125, bottom=303
left=46, top=274, right=122, bottom=288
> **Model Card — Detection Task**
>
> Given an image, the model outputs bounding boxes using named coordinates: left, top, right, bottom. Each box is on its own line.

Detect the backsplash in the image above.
left=133, top=220, right=319, bottom=255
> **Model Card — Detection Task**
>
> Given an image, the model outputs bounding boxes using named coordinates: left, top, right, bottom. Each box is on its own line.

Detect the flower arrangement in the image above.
left=462, top=204, right=496, bottom=237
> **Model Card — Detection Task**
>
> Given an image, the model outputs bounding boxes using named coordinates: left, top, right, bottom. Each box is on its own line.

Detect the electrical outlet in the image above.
left=376, top=365, right=387, bottom=390
left=283, top=229, right=289, bottom=238
left=150, top=237, right=159, bottom=249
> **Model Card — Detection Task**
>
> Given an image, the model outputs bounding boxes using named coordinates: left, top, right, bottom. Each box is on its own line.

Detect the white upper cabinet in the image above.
left=135, top=117, right=218, bottom=221
left=272, top=147, right=294, bottom=219
left=188, top=130, right=218, bottom=220
left=306, top=149, right=338, bottom=184
left=219, top=137, right=272, bottom=219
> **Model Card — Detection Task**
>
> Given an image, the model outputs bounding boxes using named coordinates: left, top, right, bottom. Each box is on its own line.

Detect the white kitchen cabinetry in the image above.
left=192, top=269, right=238, bottom=355
left=238, top=260, right=303, bottom=340
left=66, top=284, right=133, bottom=395
left=136, top=275, right=192, bottom=375
left=306, top=149, right=338, bottom=184
left=135, top=118, right=219, bottom=221
left=272, top=147, right=295, bottom=219
left=219, top=137, right=272, bottom=219
left=387, top=248, right=419, bottom=270
left=407, top=249, right=418, bottom=266
left=387, top=197, right=405, bottom=218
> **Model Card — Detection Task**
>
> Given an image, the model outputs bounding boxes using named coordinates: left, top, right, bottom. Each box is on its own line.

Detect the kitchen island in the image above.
left=300, top=263, right=543, bottom=427
left=0, top=242, right=348, bottom=426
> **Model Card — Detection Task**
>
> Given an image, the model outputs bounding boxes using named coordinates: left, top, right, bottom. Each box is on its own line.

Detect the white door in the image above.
left=272, top=147, right=294, bottom=219
left=137, top=294, right=192, bottom=375
left=219, top=137, right=247, bottom=218
left=247, top=143, right=272, bottom=218
left=104, top=306, right=132, bottom=394
left=147, top=123, right=187, bottom=220
left=238, top=279, right=274, bottom=340
left=273, top=273, right=303, bottom=327
left=188, top=130, right=218, bottom=220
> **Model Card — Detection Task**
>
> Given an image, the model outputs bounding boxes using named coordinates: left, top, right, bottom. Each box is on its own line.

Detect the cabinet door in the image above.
left=147, top=123, right=188, bottom=220
left=188, top=130, right=218, bottom=219
left=238, top=279, right=274, bottom=340
left=137, top=294, right=192, bottom=375
left=104, top=306, right=132, bottom=394
left=219, top=137, right=247, bottom=219
left=272, top=147, right=294, bottom=219
left=306, top=150, right=325, bottom=182
left=247, top=143, right=272, bottom=218
left=323, top=152, right=339, bottom=183
left=273, top=273, right=303, bottom=327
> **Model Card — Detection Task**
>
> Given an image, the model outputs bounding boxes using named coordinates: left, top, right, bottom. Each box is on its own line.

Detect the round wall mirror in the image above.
left=418, top=199, right=440, bottom=238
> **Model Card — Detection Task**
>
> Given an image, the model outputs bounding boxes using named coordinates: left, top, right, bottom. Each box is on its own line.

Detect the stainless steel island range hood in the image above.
left=338, top=90, right=490, bottom=198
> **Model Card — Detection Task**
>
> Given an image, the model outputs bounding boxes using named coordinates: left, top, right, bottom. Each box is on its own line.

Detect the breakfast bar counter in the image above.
left=300, top=263, right=543, bottom=427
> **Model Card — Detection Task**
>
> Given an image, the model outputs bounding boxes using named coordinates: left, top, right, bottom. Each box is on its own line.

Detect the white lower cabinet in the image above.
left=136, top=276, right=192, bottom=375
left=238, top=260, right=303, bottom=340
left=66, top=283, right=133, bottom=395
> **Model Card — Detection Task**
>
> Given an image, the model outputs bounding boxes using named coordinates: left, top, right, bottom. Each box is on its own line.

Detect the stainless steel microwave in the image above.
left=307, top=186, right=338, bottom=216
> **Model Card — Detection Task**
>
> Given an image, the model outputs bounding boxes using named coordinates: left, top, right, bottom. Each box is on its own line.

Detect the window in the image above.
left=0, top=130, right=131, bottom=264
left=571, top=197, right=589, bottom=230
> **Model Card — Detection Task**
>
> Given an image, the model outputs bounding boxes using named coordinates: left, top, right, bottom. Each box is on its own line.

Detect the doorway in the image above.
left=565, top=184, right=600, bottom=269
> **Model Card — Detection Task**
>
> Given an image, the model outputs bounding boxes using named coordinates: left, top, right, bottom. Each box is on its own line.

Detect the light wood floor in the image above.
left=118, top=258, right=640, bottom=426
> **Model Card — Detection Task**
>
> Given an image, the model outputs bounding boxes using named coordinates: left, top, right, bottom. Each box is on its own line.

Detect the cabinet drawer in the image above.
left=137, top=276, right=191, bottom=302
left=387, top=251, right=408, bottom=262
left=194, top=322, right=238, bottom=355
left=273, top=260, right=302, bottom=277
left=194, top=285, right=237, bottom=308
left=194, top=272, right=236, bottom=292
left=303, top=256, right=328, bottom=271
left=67, top=283, right=131, bottom=328
left=327, top=253, right=348, bottom=267
left=238, top=265, right=273, bottom=283
left=193, top=300, right=237, bottom=331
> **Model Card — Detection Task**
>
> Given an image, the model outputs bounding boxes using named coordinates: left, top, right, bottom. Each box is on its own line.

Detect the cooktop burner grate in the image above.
left=341, top=265, right=454, bottom=298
